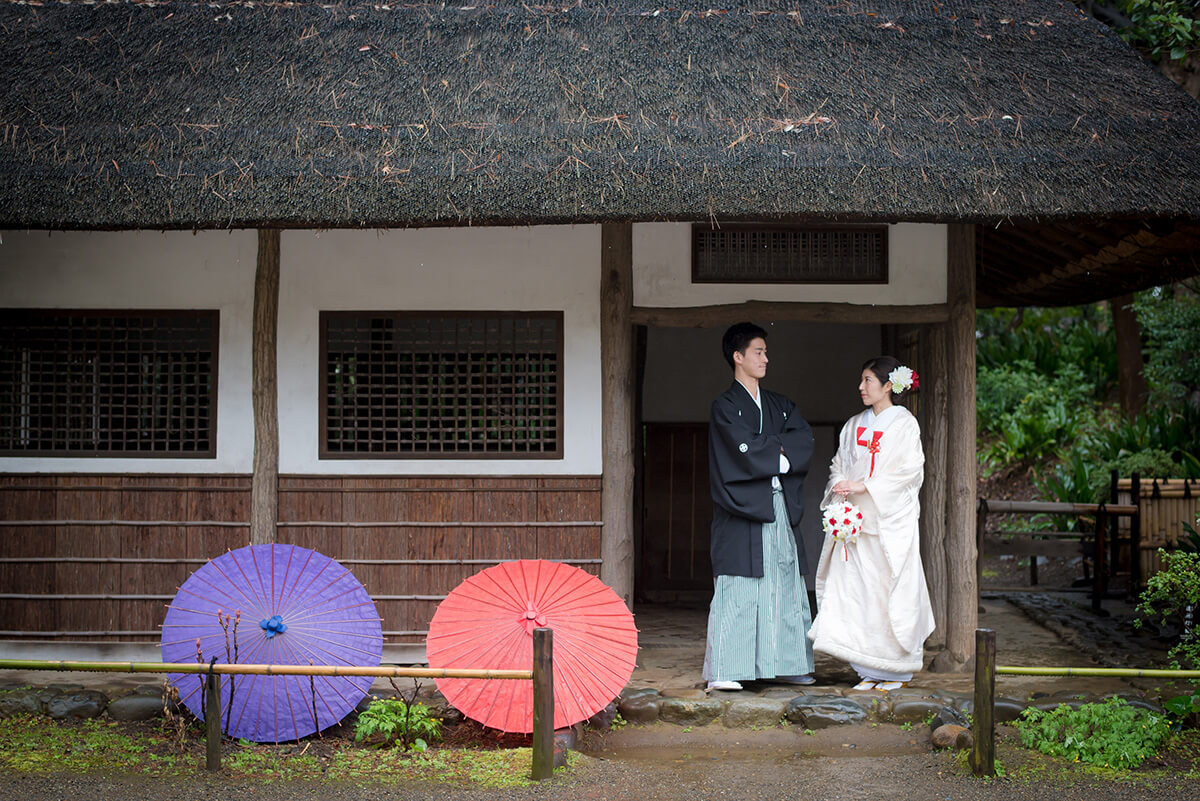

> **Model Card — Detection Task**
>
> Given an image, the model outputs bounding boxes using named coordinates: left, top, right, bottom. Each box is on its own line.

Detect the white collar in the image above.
left=862, top=405, right=902, bottom=434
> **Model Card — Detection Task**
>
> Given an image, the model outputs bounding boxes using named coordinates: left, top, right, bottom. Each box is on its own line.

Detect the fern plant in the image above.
left=354, top=698, right=443, bottom=752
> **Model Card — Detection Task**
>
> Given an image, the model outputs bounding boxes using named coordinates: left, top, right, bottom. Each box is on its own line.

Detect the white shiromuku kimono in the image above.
left=808, top=405, right=935, bottom=676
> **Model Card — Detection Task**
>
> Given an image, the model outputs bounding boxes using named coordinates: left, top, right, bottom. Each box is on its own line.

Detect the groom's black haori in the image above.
left=708, top=380, right=814, bottom=577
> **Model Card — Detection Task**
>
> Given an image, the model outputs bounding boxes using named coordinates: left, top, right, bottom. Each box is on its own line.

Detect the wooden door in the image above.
left=639, top=423, right=713, bottom=596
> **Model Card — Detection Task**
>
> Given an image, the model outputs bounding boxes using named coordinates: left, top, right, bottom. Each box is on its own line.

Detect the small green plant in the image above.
left=900, top=721, right=914, bottom=731
left=1137, top=546, right=1200, bottom=671
left=610, top=711, right=628, bottom=729
left=803, top=728, right=815, bottom=736
left=1015, top=698, right=1171, bottom=770
left=355, top=697, right=443, bottom=751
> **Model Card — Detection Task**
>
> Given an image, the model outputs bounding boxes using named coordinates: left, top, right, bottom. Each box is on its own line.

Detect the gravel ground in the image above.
left=3, top=726, right=1196, bottom=801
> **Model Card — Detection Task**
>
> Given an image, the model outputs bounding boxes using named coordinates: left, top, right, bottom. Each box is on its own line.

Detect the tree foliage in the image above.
left=1080, top=1, right=1200, bottom=62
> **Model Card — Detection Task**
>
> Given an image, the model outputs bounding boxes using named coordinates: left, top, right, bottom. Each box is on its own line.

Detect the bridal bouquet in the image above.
left=822, top=501, right=864, bottom=560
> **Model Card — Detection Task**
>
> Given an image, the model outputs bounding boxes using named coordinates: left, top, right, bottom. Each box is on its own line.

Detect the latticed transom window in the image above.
left=0, top=310, right=218, bottom=456
left=692, top=224, right=888, bottom=283
left=321, top=312, right=563, bottom=458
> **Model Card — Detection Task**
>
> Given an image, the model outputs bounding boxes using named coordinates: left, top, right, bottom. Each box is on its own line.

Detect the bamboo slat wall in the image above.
left=1115, top=477, right=1199, bottom=580
left=0, top=474, right=602, bottom=643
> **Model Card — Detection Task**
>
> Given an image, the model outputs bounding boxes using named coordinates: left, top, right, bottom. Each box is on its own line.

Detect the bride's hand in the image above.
left=832, top=480, right=866, bottom=496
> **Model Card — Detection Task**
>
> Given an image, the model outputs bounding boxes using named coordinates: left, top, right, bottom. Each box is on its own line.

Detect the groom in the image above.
left=703, top=322, right=816, bottom=691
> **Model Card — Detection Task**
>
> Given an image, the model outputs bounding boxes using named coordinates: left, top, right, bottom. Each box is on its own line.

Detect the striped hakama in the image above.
left=702, top=486, right=815, bottom=682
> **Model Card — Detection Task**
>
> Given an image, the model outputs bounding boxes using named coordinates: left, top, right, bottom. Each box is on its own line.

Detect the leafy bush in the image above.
left=1136, top=545, right=1200, bottom=671
left=1110, top=0, right=1200, bottom=62
left=1016, top=698, right=1171, bottom=770
left=355, top=698, right=443, bottom=752
left=1136, top=283, right=1200, bottom=409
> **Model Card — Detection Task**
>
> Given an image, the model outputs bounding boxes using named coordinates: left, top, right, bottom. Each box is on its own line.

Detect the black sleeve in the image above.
left=709, top=396, right=785, bottom=484
left=778, top=399, right=815, bottom=476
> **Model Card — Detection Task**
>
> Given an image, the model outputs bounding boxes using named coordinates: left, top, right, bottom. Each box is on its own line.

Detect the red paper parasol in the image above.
left=426, top=560, right=638, bottom=733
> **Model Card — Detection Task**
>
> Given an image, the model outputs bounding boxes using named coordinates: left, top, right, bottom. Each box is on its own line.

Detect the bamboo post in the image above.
left=531, top=628, right=554, bottom=781
left=1093, top=503, right=1108, bottom=614
left=969, top=628, right=996, bottom=777
left=1131, top=473, right=1142, bottom=595
left=205, top=665, right=222, bottom=771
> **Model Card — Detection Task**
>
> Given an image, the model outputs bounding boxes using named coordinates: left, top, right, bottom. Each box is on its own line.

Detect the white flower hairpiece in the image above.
left=888, top=365, right=919, bottom=395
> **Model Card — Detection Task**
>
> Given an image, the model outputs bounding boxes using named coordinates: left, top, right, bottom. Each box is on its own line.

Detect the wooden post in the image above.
left=935, top=223, right=978, bottom=672
left=976, top=499, right=988, bottom=605
left=251, top=229, right=280, bottom=546
left=1093, top=503, right=1108, bottom=614
left=919, top=323, right=948, bottom=648
left=601, top=223, right=635, bottom=607
left=531, top=628, right=554, bottom=781
left=1130, top=473, right=1142, bottom=595
left=1112, top=293, right=1148, bottom=420
left=205, top=668, right=222, bottom=771
left=969, top=628, right=996, bottom=777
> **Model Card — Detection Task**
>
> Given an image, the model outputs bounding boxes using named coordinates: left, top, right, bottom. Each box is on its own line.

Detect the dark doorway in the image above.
left=640, top=423, right=713, bottom=601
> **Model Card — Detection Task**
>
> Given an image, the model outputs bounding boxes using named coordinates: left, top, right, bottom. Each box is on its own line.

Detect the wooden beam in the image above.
left=933, top=223, right=977, bottom=673
left=919, top=322, right=948, bottom=650
left=601, top=223, right=635, bottom=607
left=631, top=301, right=949, bottom=327
left=251, top=229, right=280, bottom=547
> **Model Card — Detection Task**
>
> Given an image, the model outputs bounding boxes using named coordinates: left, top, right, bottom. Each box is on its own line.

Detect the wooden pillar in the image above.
left=919, top=322, right=948, bottom=649
left=933, top=223, right=977, bottom=672
left=1111, top=293, right=1147, bottom=420
left=250, top=229, right=280, bottom=547
left=600, top=223, right=635, bottom=607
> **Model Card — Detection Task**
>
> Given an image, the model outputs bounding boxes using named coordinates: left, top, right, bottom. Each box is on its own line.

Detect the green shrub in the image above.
left=1136, top=546, right=1200, bottom=671
left=1136, top=284, right=1200, bottom=409
left=355, top=698, right=443, bottom=751
left=1016, top=698, right=1171, bottom=770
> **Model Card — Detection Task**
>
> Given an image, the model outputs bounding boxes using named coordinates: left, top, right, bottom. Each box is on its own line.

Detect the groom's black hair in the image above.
left=721, top=322, right=768, bottom=370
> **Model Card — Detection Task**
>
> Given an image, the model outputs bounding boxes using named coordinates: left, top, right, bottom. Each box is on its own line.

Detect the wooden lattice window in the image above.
left=692, top=224, right=888, bottom=284
left=0, top=310, right=218, bottom=457
left=321, top=312, right=563, bottom=458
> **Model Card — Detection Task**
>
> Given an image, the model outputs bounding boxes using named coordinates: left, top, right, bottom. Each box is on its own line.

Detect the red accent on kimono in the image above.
left=855, top=426, right=884, bottom=477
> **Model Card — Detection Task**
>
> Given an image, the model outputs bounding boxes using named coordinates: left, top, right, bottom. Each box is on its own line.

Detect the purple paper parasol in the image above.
left=160, top=543, right=382, bottom=742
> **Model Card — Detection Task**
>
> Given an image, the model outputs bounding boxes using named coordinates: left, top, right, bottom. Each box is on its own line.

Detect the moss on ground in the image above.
left=0, top=715, right=575, bottom=788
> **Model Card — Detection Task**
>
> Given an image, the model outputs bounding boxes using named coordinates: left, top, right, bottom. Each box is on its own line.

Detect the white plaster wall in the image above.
left=278, top=226, right=602, bottom=475
left=633, top=223, right=947, bottom=307
left=0, top=230, right=257, bottom=472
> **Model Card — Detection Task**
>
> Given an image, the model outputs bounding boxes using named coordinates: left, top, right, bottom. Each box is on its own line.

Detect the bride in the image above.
left=808, top=356, right=935, bottom=691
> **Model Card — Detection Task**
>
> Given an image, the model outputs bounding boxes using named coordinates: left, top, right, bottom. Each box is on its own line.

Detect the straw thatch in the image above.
left=1, top=0, right=1199, bottom=231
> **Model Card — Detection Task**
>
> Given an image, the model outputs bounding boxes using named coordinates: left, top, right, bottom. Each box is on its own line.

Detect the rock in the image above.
left=134, top=684, right=166, bottom=697
left=891, top=699, right=946, bottom=724
left=851, top=694, right=893, bottom=721
left=1029, top=698, right=1089, bottom=713
left=586, top=702, right=618, bottom=730
left=46, top=690, right=108, bottom=720
left=46, top=683, right=84, bottom=693
left=661, top=688, right=707, bottom=701
left=784, top=695, right=868, bottom=728
left=617, top=690, right=661, bottom=724
left=931, top=724, right=973, bottom=750
left=722, top=698, right=786, bottom=728
left=553, top=746, right=569, bottom=770
left=1113, top=694, right=1164, bottom=714
left=553, top=727, right=578, bottom=752
left=759, top=687, right=808, bottom=699
left=929, top=705, right=968, bottom=731
left=658, top=697, right=724, bottom=727
left=35, top=687, right=62, bottom=712
left=993, top=697, right=1027, bottom=722
left=1050, top=690, right=1096, bottom=701
left=433, top=703, right=464, bottom=726
left=0, top=689, right=42, bottom=717
left=107, top=694, right=165, bottom=721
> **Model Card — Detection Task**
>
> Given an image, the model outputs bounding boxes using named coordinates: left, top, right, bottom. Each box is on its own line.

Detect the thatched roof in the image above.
left=2, top=0, right=1200, bottom=232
